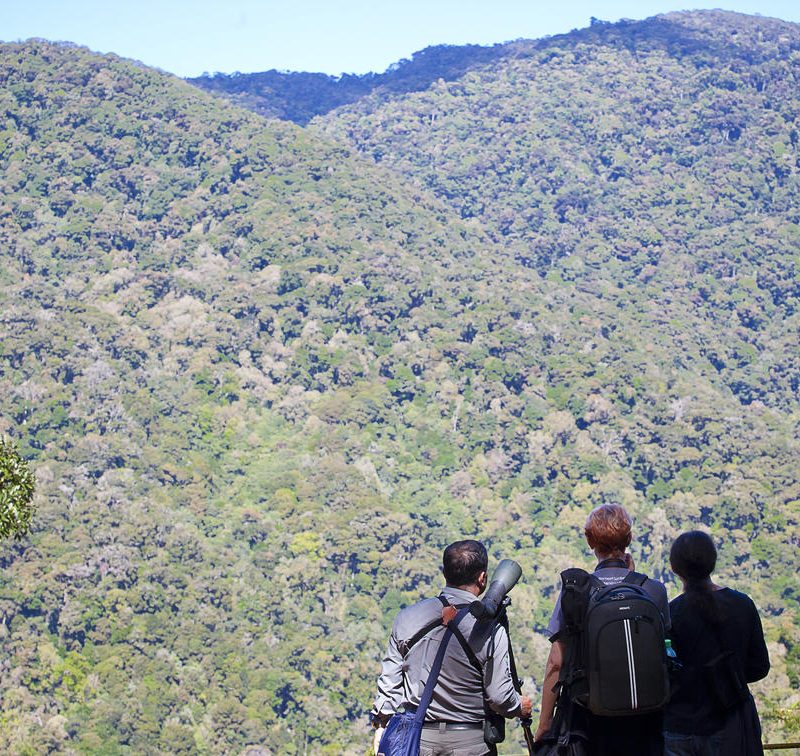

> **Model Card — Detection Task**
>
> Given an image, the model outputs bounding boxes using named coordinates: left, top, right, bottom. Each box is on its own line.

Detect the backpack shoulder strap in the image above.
left=413, top=607, right=470, bottom=726
left=560, top=568, right=599, bottom=636
left=622, top=571, right=649, bottom=587
left=439, top=595, right=484, bottom=674
left=450, top=614, right=510, bottom=731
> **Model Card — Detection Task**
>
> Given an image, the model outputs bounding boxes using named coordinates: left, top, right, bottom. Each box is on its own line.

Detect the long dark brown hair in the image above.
left=670, top=530, right=721, bottom=624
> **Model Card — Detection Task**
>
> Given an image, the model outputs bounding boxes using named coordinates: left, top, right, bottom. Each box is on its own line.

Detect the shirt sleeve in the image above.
left=546, top=592, right=564, bottom=641
left=482, top=624, right=522, bottom=718
left=744, top=597, right=770, bottom=683
left=372, top=620, right=405, bottom=715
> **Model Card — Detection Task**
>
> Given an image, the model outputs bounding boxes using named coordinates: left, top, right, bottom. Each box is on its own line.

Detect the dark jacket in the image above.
left=665, top=587, right=770, bottom=736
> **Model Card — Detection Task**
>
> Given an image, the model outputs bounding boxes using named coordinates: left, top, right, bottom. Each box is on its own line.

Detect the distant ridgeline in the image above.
left=1, top=9, right=799, bottom=754
left=188, top=43, right=515, bottom=124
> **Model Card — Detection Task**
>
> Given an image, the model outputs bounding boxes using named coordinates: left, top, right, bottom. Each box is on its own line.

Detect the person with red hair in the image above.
left=534, top=504, right=671, bottom=755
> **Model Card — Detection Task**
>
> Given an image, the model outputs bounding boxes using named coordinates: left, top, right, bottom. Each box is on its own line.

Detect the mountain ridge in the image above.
left=187, top=10, right=800, bottom=125
left=187, top=41, right=524, bottom=125
left=1, top=38, right=517, bottom=753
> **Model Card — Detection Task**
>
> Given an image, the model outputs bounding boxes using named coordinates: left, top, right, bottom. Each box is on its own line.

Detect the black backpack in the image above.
left=559, top=568, right=669, bottom=717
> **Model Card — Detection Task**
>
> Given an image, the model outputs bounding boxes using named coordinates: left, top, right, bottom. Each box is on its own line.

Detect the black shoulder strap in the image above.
left=440, top=595, right=498, bottom=672
left=439, top=594, right=483, bottom=674
left=450, top=612, right=503, bottom=731
left=404, top=595, right=449, bottom=655
left=622, top=571, right=648, bottom=587
left=560, top=568, right=599, bottom=637
left=449, top=607, right=514, bottom=680
left=452, top=605, right=524, bottom=732
left=450, top=622, right=483, bottom=674
left=498, top=608, right=523, bottom=694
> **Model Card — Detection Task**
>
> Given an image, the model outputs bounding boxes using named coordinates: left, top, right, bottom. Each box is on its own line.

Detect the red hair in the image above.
left=584, top=504, right=632, bottom=553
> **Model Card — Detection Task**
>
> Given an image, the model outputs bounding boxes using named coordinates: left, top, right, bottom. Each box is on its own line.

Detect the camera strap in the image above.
left=498, top=607, right=535, bottom=755
left=498, top=608, right=522, bottom=693
left=403, top=595, right=467, bottom=656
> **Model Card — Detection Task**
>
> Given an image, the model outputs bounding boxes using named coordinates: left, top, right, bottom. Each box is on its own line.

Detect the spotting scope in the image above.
left=469, top=558, right=522, bottom=621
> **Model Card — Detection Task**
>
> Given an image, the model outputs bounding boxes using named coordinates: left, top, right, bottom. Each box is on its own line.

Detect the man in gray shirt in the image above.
left=371, top=540, right=532, bottom=756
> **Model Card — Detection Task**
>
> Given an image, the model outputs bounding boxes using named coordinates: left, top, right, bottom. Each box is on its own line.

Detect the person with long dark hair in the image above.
left=665, top=531, right=770, bottom=756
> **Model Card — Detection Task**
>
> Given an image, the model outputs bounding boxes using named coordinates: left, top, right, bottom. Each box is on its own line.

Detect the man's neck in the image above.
left=446, top=583, right=481, bottom=597
left=594, top=549, right=624, bottom=562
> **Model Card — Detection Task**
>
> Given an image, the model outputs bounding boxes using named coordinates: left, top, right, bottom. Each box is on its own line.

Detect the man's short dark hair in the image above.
left=443, top=540, right=488, bottom=586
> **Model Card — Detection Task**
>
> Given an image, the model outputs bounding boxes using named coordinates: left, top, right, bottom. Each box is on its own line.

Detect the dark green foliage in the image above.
left=0, top=438, right=36, bottom=538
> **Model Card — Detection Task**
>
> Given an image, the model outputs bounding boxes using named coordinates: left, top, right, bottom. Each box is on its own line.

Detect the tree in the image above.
left=0, top=437, right=36, bottom=539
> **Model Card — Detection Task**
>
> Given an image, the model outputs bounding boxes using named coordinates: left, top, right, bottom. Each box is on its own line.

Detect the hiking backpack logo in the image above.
left=560, top=568, right=669, bottom=717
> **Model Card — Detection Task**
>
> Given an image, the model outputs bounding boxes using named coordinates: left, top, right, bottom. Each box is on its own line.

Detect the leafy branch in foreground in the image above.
left=0, top=437, right=36, bottom=539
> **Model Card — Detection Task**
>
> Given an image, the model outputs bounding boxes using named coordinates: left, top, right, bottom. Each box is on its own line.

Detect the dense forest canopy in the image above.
left=0, top=10, right=798, bottom=754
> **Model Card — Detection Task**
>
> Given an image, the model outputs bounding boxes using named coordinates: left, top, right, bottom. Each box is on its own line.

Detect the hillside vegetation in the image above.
left=317, top=11, right=800, bottom=410
left=0, top=11, right=798, bottom=754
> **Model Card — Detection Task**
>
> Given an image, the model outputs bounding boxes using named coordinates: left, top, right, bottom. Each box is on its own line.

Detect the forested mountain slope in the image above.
left=0, top=11, right=798, bottom=754
left=0, top=40, right=514, bottom=753
left=317, top=10, right=800, bottom=407
left=314, top=15, right=800, bottom=731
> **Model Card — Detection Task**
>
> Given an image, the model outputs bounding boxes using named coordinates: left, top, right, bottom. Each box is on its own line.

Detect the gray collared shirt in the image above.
left=373, top=585, right=522, bottom=722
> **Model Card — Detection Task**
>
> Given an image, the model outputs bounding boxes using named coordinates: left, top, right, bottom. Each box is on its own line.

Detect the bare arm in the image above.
left=534, top=640, right=564, bottom=741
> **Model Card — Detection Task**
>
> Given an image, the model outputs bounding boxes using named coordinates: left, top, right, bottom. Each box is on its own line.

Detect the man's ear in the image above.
left=478, top=570, right=488, bottom=587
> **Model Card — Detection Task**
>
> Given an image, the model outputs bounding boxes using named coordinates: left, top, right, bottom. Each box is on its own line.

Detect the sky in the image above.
left=4, top=0, right=800, bottom=78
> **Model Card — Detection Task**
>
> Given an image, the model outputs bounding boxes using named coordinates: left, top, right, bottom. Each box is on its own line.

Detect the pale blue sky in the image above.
left=4, top=1, right=800, bottom=77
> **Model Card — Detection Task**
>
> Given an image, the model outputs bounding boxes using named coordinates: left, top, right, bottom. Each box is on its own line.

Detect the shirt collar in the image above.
left=442, top=585, right=479, bottom=604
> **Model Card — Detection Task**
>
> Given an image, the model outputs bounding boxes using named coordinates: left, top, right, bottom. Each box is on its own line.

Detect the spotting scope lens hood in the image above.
left=469, top=558, right=522, bottom=621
